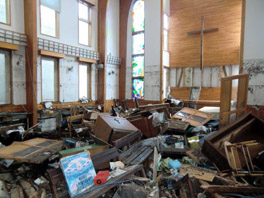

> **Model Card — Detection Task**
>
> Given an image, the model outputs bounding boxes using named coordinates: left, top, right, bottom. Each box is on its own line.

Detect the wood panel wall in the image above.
left=169, top=0, right=242, bottom=67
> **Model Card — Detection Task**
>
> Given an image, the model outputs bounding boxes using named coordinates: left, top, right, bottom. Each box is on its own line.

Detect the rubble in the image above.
left=0, top=101, right=263, bottom=198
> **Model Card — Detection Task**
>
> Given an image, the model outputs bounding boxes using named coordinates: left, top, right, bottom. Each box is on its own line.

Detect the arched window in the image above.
left=132, top=0, right=144, bottom=99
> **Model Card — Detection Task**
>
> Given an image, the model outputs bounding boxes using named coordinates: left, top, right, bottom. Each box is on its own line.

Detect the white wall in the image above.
left=106, top=0, right=120, bottom=100
left=0, top=0, right=25, bottom=33
left=243, top=0, right=264, bottom=60
left=243, top=0, right=264, bottom=106
left=12, top=46, right=27, bottom=105
left=106, top=0, right=119, bottom=57
left=37, top=0, right=98, bottom=51
left=126, top=0, right=161, bottom=100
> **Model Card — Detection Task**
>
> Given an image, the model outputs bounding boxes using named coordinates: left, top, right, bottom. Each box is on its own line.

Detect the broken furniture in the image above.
left=202, top=113, right=264, bottom=171
left=172, top=107, right=214, bottom=127
left=128, top=116, right=159, bottom=138
left=78, top=165, right=145, bottom=198
left=119, top=141, right=153, bottom=166
left=0, top=138, right=64, bottom=164
left=219, top=74, right=249, bottom=128
left=224, top=140, right=264, bottom=176
left=94, top=115, right=141, bottom=148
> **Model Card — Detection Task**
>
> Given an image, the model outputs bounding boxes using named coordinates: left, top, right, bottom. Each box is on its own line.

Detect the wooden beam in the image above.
left=0, top=42, right=19, bottom=50
left=78, top=57, right=97, bottom=64
left=187, top=28, right=218, bottom=35
left=39, top=50, right=65, bottom=58
left=119, top=0, right=133, bottom=100
left=98, top=0, right=108, bottom=108
left=24, top=0, right=38, bottom=126
left=239, top=0, right=246, bottom=74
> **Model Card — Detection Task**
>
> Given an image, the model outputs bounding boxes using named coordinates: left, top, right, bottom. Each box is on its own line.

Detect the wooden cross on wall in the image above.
left=187, top=16, right=218, bottom=71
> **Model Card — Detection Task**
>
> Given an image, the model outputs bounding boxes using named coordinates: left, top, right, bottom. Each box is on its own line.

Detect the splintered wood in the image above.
left=179, top=164, right=217, bottom=182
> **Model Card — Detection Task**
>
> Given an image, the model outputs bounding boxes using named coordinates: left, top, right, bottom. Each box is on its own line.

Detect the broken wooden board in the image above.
left=200, top=185, right=264, bottom=194
left=0, top=138, right=64, bottom=164
left=172, top=107, right=214, bottom=127
left=179, top=164, right=217, bottom=182
left=168, top=119, right=190, bottom=130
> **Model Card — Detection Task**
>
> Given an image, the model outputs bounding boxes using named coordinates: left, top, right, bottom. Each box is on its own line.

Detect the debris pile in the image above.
left=0, top=100, right=263, bottom=198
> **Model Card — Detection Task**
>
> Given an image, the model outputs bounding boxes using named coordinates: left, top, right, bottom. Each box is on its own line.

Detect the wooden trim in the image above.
left=0, top=104, right=28, bottom=113
left=78, top=57, right=97, bottom=63
left=0, top=42, right=19, bottom=50
left=37, top=101, right=96, bottom=110
left=39, top=50, right=65, bottom=58
left=239, top=0, right=246, bottom=74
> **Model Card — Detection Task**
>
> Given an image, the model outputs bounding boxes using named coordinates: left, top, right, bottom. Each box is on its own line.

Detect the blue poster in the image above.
left=60, top=152, right=96, bottom=197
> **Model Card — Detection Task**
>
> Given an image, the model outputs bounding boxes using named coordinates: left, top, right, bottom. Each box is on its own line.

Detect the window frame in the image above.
left=40, top=56, right=60, bottom=102
left=39, top=3, right=60, bottom=38
left=0, top=0, right=11, bottom=25
left=78, top=63, right=92, bottom=100
left=78, top=1, right=92, bottom=47
left=163, top=12, right=170, bottom=53
left=0, top=49, right=12, bottom=105
left=132, top=0, right=145, bottom=99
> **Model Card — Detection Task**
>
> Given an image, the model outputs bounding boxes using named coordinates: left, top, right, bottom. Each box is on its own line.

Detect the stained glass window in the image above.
left=132, top=0, right=145, bottom=99
left=133, top=79, right=144, bottom=99
left=132, top=0, right=144, bottom=32
left=132, top=56, right=144, bottom=77
left=132, top=33, right=144, bottom=54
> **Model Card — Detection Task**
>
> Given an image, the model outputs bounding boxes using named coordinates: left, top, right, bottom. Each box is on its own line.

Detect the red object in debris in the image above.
left=93, top=171, right=110, bottom=185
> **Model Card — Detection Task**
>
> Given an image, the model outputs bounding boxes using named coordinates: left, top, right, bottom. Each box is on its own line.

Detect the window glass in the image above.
left=133, top=79, right=144, bottom=99
left=42, top=58, right=58, bottom=101
left=0, top=50, right=10, bottom=104
left=0, top=0, right=9, bottom=24
left=41, top=5, right=57, bottom=37
left=79, top=20, right=89, bottom=46
left=79, top=64, right=90, bottom=99
left=132, top=55, right=144, bottom=77
left=132, top=0, right=144, bottom=32
left=132, top=33, right=144, bottom=54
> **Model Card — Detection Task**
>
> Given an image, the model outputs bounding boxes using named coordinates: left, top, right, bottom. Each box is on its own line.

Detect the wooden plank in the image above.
left=39, top=50, right=65, bottom=58
left=201, top=185, right=264, bottom=194
left=24, top=0, right=38, bottom=126
left=170, top=87, right=191, bottom=100
left=220, top=80, right=232, bottom=127
left=169, top=0, right=242, bottom=67
left=179, top=164, right=216, bottom=182
left=78, top=57, right=97, bottom=64
left=0, top=42, right=19, bottom=50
